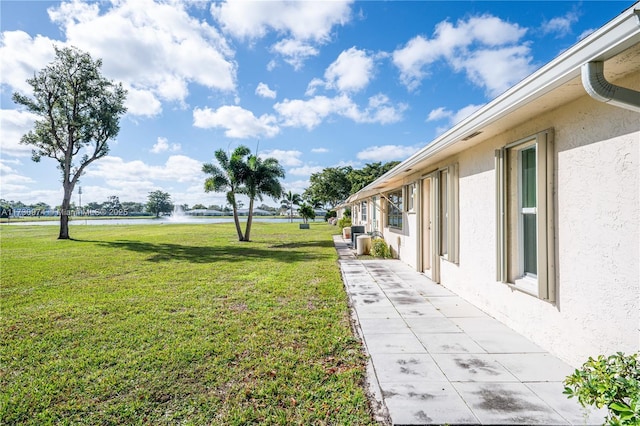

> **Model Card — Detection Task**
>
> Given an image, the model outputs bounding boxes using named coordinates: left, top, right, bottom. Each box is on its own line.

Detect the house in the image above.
left=347, top=3, right=639, bottom=366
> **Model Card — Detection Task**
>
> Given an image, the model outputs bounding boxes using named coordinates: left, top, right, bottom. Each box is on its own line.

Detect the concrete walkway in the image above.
left=333, top=236, right=606, bottom=426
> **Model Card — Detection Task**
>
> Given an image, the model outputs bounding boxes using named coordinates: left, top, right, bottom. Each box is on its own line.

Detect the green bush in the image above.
left=564, top=352, right=640, bottom=425
left=370, top=238, right=391, bottom=258
left=337, top=217, right=352, bottom=229
left=324, top=210, right=337, bottom=222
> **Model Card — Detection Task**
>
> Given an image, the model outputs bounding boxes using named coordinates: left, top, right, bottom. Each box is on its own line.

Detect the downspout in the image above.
left=581, top=61, right=640, bottom=113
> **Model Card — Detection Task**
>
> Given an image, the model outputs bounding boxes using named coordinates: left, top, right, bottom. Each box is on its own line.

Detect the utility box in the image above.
left=342, top=227, right=351, bottom=240
left=351, top=226, right=365, bottom=245
left=356, top=235, right=372, bottom=255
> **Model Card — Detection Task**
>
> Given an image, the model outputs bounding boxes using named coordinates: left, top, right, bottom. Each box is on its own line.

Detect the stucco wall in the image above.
left=437, top=87, right=639, bottom=366
left=383, top=211, right=419, bottom=267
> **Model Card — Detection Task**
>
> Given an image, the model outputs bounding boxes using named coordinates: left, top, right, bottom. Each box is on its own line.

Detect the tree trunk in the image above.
left=230, top=194, right=244, bottom=241
left=243, top=198, right=255, bottom=242
left=58, top=185, right=72, bottom=239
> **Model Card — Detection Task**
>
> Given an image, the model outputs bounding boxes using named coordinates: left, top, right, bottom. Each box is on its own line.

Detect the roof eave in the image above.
left=351, top=3, right=640, bottom=203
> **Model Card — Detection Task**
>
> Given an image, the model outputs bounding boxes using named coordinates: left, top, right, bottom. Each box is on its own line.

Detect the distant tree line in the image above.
left=303, top=161, right=400, bottom=209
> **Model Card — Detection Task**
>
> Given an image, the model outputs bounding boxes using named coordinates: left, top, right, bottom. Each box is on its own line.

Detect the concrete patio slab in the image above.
left=524, top=382, right=609, bottom=425
left=415, top=332, right=487, bottom=354
left=432, top=353, right=520, bottom=382
left=404, top=317, right=462, bottom=333
left=467, top=331, right=548, bottom=354
left=492, top=353, right=575, bottom=382
left=332, top=236, right=601, bottom=425
left=382, top=382, right=480, bottom=425
left=369, top=353, right=448, bottom=383
left=364, top=333, right=426, bottom=354
left=452, top=382, right=569, bottom=425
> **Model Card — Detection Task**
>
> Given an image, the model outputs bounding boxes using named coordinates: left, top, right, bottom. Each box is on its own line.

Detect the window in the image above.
left=361, top=201, right=368, bottom=221
left=496, top=129, right=554, bottom=300
left=372, top=196, right=378, bottom=229
left=407, top=183, right=417, bottom=212
left=387, top=190, right=403, bottom=229
left=433, top=164, right=458, bottom=263
left=440, top=169, right=449, bottom=256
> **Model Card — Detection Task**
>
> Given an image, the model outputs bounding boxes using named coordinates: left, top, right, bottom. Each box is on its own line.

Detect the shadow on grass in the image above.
left=267, top=240, right=335, bottom=249
left=77, top=239, right=334, bottom=264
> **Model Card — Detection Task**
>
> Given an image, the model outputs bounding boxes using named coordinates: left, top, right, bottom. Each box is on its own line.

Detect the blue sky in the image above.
left=0, top=0, right=634, bottom=209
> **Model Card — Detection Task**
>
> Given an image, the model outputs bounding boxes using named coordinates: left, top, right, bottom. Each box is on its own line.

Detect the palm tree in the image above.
left=202, top=146, right=250, bottom=241
left=298, top=203, right=315, bottom=224
left=280, top=190, right=302, bottom=222
left=243, top=154, right=284, bottom=241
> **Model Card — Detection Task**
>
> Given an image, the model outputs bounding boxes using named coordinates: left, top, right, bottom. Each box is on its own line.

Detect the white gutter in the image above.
left=351, top=2, right=640, bottom=202
left=582, top=61, right=640, bottom=112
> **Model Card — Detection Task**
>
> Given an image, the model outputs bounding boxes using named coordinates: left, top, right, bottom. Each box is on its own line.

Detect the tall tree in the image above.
left=280, top=190, right=303, bottom=222
left=202, top=146, right=251, bottom=241
left=12, top=46, right=127, bottom=239
left=146, top=190, right=172, bottom=218
left=243, top=154, right=284, bottom=241
left=303, top=166, right=352, bottom=209
left=347, top=161, right=400, bottom=193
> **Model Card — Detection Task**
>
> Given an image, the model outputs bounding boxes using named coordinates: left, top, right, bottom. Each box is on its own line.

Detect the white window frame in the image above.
left=372, top=196, right=378, bottom=230
left=361, top=200, right=368, bottom=222
left=428, top=164, right=459, bottom=264
left=496, top=129, right=555, bottom=301
left=407, top=182, right=417, bottom=212
left=387, top=190, right=403, bottom=229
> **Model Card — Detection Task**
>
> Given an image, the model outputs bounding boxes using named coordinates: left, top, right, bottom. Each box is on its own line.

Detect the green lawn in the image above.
left=0, top=223, right=377, bottom=425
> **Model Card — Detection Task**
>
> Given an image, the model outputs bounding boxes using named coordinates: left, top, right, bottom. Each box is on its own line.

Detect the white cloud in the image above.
left=542, top=11, right=579, bottom=37
left=357, top=145, right=420, bottom=162
left=126, top=88, right=163, bottom=117
left=0, top=109, right=40, bottom=157
left=150, top=137, right=181, bottom=154
left=260, top=149, right=303, bottom=167
left=0, top=159, right=34, bottom=193
left=305, top=78, right=325, bottom=96
left=274, top=94, right=405, bottom=130
left=271, top=39, right=319, bottom=70
left=0, top=31, right=57, bottom=94
left=457, top=46, right=533, bottom=96
left=212, top=0, right=352, bottom=69
left=427, top=103, right=484, bottom=133
left=40, top=0, right=236, bottom=116
left=324, top=47, right=375, bottom=93
left=193, top=105, right=280, bottom=139
left=211, top=0, right=352, bottom=42
left=578, top=28, right=596, bottom=41
left=255, top=82, right=277, bottom=99
left=86, top=155, right=204, bottom=185
left=288, top=165, right=325, bottom=176
left=283, top=180, right=310, bottom=196
left=392, top=14, right=530, bottom=96
left=427, top=107, right=452, bottom=122
left=311, top=148, right=329, bottom=153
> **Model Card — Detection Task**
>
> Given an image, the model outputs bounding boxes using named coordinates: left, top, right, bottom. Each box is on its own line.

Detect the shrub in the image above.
left=337, top=217, right=352, bottom=229
left=564, top=352, right=640, bottom=425
left=324, top=210, right=337, bottom=222
left=370, top=238, right=391, bottom=258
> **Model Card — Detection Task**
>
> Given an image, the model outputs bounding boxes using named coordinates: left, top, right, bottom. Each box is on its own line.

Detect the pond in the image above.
left=1, top=217, right=307, bottom=226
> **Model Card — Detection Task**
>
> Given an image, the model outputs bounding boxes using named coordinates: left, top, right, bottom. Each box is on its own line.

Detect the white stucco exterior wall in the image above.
left=434, top=87, right=639, bottom=366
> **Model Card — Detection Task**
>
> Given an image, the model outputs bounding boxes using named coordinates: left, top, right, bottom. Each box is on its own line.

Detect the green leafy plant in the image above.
left=370, top=238, right=391, bottom=258
left=337, top=217, right=352, bottom=229
left=564, top=352, right=640, bottom=425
